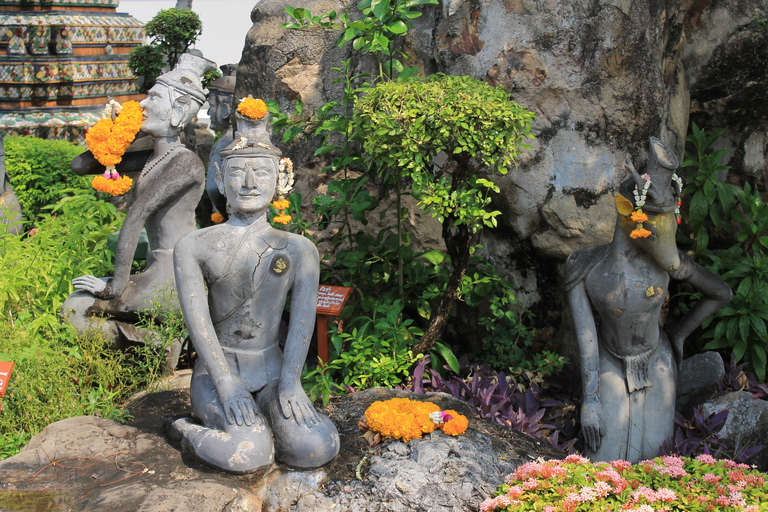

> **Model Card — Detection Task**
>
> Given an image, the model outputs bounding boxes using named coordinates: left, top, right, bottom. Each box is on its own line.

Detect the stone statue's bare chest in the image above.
left=585, top=255, right=669, bottom=316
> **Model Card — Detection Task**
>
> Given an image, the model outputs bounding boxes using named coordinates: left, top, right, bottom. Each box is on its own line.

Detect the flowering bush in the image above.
left=480, top=454, right=767, bottom=512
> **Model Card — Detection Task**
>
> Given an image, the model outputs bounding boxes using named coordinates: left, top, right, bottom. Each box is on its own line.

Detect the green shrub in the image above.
left=678, top=124, right=768, bottom=379
left=4, top=136, right=89, bottom=221
left=0, top=324, right=138, bottom=459
left=0, top=193, right=141, bottom=459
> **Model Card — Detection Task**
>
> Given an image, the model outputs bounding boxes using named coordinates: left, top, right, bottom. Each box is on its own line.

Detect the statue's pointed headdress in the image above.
left=616, top=137, right=683, bottom=238
left=156, top=52, right=216, bottom=105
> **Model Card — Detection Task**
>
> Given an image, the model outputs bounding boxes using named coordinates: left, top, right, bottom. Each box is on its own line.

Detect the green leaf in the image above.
left=420, top=250, right=445, bottom=266
left=387, top=20, right=408, bottom=34
left=371, top=0, right=391, bottom=20
left=432, top=341, right=460, bottom=374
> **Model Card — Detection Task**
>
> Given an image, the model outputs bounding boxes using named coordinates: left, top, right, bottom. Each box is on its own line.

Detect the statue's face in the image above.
left=221, top=156, right=277, bottom=214
left=207, top=91, right=232, bottom=132
left=140, top=84, right=175, bottom=137
left=619, top=210, right=680, bottom=272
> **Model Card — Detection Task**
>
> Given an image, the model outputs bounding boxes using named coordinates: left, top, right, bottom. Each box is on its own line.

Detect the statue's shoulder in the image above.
left=273, top=230, right=319, bottom=260
left=562, top=244, right=611, bottom=292
left=174, top=223, right=227, bottom=256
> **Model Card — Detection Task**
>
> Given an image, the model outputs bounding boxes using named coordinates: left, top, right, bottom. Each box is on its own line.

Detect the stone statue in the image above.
left=563, top=137, right=732, bottom=462
left=167, top=106, right=340, bottom=474
left=62, top=53, right=214, bottom=345
left=205, top=63, right=236, bottom=218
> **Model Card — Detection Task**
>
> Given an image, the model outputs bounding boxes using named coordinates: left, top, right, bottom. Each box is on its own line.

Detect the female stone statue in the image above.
left=564, top=137, right=731, bottom=462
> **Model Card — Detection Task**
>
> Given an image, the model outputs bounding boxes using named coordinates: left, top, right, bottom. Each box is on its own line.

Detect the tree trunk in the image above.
left=413, top=221, right=475, bottom=355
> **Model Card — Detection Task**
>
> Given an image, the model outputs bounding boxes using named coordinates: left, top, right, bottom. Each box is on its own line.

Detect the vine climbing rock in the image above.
left=0, top=384, right=563, bottom=511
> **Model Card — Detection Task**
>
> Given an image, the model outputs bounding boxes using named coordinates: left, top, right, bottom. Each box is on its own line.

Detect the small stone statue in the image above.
left=563, top=137, right=732, bottom=462
left=63, top=53, right=214, bottom=345
left=205, top=63, right=236, bottom=218
left=167, top=104, right=340, bottom=473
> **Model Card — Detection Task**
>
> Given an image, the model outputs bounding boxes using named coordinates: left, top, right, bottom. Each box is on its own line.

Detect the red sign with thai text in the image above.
left=316, top=285, right=352, bottom=316
left=0, top=361, right=14, bottom=398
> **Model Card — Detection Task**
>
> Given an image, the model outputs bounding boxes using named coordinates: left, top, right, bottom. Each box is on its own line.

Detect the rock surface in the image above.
left=235, top=0, right=768, bottom=357
left=675, top=351, right=725, bottom=418
left=0, top=378, right=562, bottom=512
left=701, top=390, right=768, bottom=471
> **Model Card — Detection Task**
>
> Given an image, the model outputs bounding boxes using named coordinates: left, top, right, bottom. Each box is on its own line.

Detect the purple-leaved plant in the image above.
left=409, top=356, right=578, bottom=452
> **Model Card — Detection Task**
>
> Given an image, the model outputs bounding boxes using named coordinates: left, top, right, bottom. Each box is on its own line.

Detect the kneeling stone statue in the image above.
left=168, top=104, right=340, bottom=473
left=564, top=137, right=732, bottom=462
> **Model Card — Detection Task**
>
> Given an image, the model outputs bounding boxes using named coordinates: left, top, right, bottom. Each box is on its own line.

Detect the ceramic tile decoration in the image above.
left=0, top=1, right=144, bottom=143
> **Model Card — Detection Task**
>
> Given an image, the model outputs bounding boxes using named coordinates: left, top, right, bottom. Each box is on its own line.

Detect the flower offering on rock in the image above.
left=364, top=398, right=468, bottom=443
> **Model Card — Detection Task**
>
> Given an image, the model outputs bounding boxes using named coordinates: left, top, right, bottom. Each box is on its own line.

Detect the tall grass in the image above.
left=0, top=193, right=171, bottom=459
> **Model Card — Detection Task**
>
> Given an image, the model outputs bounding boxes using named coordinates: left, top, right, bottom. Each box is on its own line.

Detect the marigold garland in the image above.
left=91, top=175, right=133, bottom=196
left=86, top=100, right=142, bottom=168
left=364, top=398, right=467, bottom=443
left=272, top=198, right=290, bottom=210
left=86, top=100, right=142, bottom=196
left=272, top=213, right=292, bottom=225
left=211, top=212, right=224, bottom=224
left=237, top=97, right=267, bottom=119
left=630, top=227, right=652, bottom=239
left=629, top=210, right=648, bottom=223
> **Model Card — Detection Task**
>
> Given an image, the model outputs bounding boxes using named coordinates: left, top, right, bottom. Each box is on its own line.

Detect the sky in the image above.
left=118, top=0, right=256, bottom=70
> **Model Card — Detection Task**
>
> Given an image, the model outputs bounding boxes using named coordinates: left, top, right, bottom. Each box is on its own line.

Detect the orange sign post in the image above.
left=315, top=285, right=352, bottom=364
left=0, top=361, right=14, bottom=412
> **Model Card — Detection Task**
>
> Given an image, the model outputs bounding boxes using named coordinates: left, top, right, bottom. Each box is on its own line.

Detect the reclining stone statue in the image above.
left=166, top=104, right=340, bottom=473
left=563, top=137, right=732, bottom=462
left=62, top=53, right=214, bottom=345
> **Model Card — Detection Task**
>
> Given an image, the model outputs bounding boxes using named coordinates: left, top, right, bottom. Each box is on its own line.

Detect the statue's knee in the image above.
left=272, top=413, right=340, bottom=468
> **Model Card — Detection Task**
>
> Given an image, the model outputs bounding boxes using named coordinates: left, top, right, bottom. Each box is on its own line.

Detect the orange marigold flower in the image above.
left=211, top=212, right=225, bottom=224
left=273, top=213, right=292, bottom=225
left=364, top=398, right=442, bottom=442
left=238, top=97, right=267, bottom=119
left=440, top=410, right=468, bottom=436
left=630, top=228, right=652, bottom=239
left=272, top=198, right=290, bottom=210
left=91, top=175, right=133, bottom=197
left=630, top=210, right=648, bottom=223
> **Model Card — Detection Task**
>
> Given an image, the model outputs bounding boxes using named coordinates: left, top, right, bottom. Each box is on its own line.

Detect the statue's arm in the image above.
left=173, top=236, right=259, bottom=427
left=71, top=148, right=152, bottom=176
left=105, top=156, right=201, bottom=298
left=566, top=278, right=602, bottom=452
left=278, top=239, right=321, bottom=427
left=667, top=250, right=732, bottom=365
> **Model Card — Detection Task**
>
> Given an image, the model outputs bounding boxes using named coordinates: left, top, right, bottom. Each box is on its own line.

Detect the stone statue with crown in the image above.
left=205, top=63, right=237, bottom=219
left=63, top=53, right=215, bottom=347
left=563, top=137, right=732, bottom=462
left=166, top=99, right=340, bottom=473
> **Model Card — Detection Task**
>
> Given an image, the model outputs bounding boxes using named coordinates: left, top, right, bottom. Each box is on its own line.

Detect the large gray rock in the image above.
left=700, top=391, right=768, bottom=470
left=0, top=382, right=562, bottom=512
left=676, top=351, right=725, bottom=417
left=234, top=0, right=768, bottom=357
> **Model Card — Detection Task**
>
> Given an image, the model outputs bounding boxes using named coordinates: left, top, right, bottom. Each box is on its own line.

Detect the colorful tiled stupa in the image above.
left=0, top=0, right=144, bottom=142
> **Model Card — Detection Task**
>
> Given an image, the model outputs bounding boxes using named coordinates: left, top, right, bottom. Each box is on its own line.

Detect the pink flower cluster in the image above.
left=479, top=454, right=766, bottom=512
left=628, top=485, right=678, bottom=504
